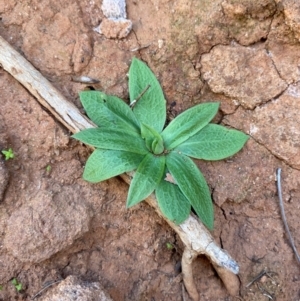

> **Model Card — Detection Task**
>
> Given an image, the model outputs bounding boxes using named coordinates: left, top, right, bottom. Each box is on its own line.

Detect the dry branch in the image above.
left=0, top=35, right=240, bottom=300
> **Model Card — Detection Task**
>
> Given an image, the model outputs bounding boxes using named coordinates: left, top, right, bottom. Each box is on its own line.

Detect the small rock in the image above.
left=95, top=18, right=132, bottom=39
left=4, top=187, right=93, bottom=263
left=260, top=275, right=268, bottom=283
left=38, top=275, right=114, bottom=301
left=72, top=33, right=93, bottom=73
left=95, top=0, right=132, bottom=39
left=222, top=0, right=276, bottom=45
left=102, top=0, right=127, bottom=19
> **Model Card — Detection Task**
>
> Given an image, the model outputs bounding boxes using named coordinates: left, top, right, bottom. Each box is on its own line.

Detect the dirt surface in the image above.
left=0, top=0, right=300, bottom=300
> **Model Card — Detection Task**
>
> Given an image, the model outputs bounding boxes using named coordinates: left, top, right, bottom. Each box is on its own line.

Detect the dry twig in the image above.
left=276, top=168, right=300, bottom=264
left=246, top=269, right=267, bottom=288
left=31, top=280, right=62, bottom=300
left=0, top=35, right=240, bottom=301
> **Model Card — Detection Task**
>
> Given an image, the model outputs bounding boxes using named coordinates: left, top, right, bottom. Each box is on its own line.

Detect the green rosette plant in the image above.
left=73, top=58, right=249, bottom=230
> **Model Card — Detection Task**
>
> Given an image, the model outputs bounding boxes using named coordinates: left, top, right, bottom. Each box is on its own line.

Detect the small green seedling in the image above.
left=46, top=165, right=51, bottom=172
left=73, top=58, right=248, bottom=229
left=166, top=242, right=174, bottom=250
left=11, top=278, right=22, bottom=292
left=2, top=148, right=14, bottom=160
left=0, top=285, right=3, bottom=291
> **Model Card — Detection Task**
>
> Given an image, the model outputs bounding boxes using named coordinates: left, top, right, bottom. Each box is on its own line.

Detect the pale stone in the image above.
left=102, top=0, right=127, bottom=19
left=38, top=276, right=114, bottom=301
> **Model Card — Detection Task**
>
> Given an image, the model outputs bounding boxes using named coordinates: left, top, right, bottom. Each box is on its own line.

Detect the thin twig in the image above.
left=276, top=168, right=300, bottom=264
left=233, top=297, right=244, bottom=301
left=71, top=75, right=100, bottom=84
left=130, top=84, right=151, bottom=108
left=130, top=43, right=151, bottom=52
left=246, top=269, right=267, bottom=288
left=256, top=283, right=274, bottom=300
left=31, top=280, right=62, bottom=299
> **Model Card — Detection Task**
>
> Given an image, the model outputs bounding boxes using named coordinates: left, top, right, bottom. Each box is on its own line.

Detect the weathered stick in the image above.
left=0, top=35, right=240, bottom=300
left=0, top=38, right=93, bottom=133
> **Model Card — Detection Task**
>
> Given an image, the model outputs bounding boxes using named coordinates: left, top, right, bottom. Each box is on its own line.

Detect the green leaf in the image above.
left=162, top=102, right=219, bottom=150
left=175, top=124, right=249, bottom=160
left=83, top=149, right=145, bottom=182
left=156, top=176, right=191, bottom=224
left=166, top=151, right=214, bottom=229
left=73, top=128, right=148, bottom=154
left=11, top=278, right=22, bottom=292
left=129, top=58, right=166, bottom=132
left=80, top=90, right=140, bottom=133
left=141, top=123, right=164, bottom=154
left=2, top=148, right=14, bottom=160
left=126, top=153, right=165, bottom=207
left=166, top=242, right=174, bottom=250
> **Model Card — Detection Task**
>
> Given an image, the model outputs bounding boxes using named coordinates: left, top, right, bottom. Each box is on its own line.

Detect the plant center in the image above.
left=140, top=123, right=165, bottom=155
